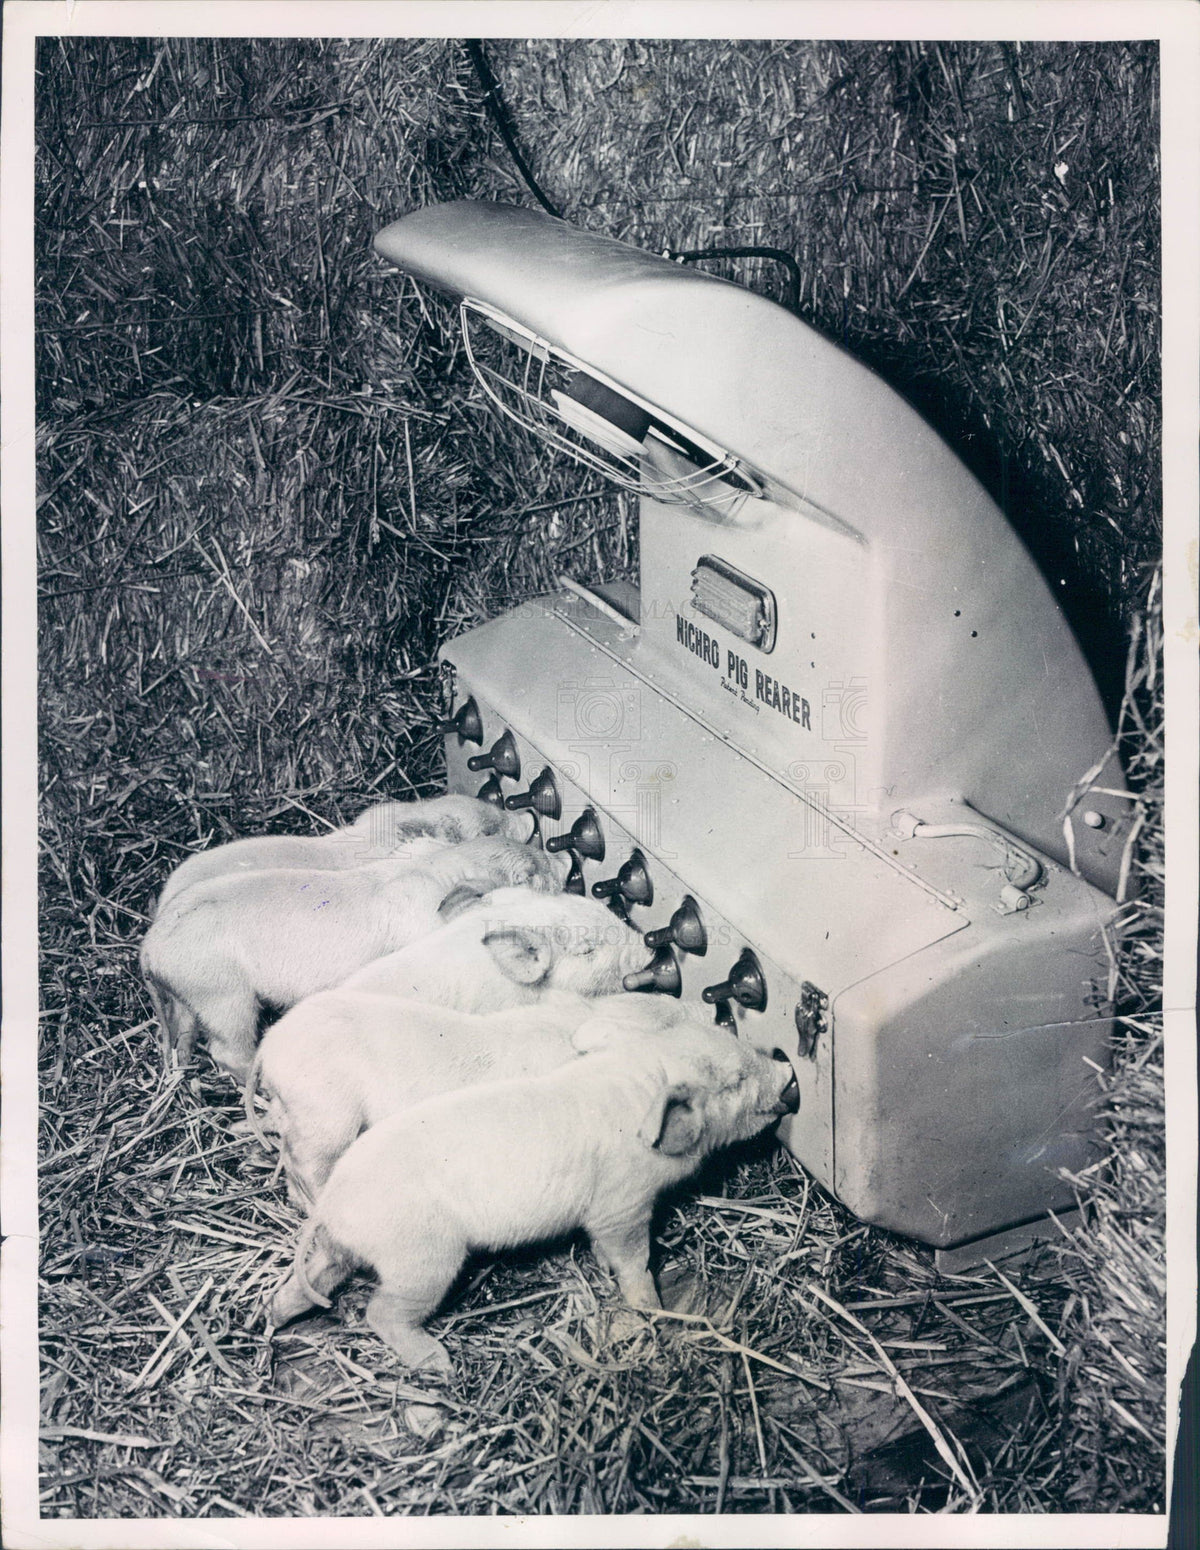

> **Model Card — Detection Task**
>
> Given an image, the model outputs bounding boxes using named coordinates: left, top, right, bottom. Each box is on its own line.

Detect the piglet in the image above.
left=154, top=795, right=530, bottom=915
left=269, top=1016, right=799, bottom=1372
left=142, top=838, right=568, bottom=1079
left=248, top=990, right=692, bottom=1204
left=339, top=886, right=650, bottom=1008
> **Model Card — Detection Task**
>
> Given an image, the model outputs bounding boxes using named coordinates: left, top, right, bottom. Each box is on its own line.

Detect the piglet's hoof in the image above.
left=601, top=1305, right=652, bottom=1346
left=365, top=1294, right=453, bottom=1377
left=268, top=1274, right=317, bottom=1329
left=398, top=1335, right=453, bottom=1379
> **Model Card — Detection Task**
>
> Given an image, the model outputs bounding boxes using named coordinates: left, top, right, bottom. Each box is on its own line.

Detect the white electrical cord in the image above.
left=892, top=810, right=1044, bottom=890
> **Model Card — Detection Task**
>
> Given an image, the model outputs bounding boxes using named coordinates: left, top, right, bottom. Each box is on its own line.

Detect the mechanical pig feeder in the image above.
left=375, top=200, right=1130, bottom=1270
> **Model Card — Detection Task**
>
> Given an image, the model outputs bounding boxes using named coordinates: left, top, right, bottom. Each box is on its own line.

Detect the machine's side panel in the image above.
left=832, top=893, right=1117, bottom=1247
left=636, top=487, right=1130, bottom=892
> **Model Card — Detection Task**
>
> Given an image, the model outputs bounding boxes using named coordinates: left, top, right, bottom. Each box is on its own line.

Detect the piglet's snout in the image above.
left=772, top=1050, right=800, bottom=1115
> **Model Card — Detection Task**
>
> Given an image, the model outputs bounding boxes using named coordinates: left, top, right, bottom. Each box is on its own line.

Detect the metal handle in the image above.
left=591, top=849, right=653, bottom=909
left=622, top=944, right=682, bottom=997
left=467, top=730, right=521, bottom=779
left=643, top=895, right=706, bottom=957
left=504, top=768, right=562, bottom=820
left=475, top=776, right=505, bottom=808
left=563, top=853, right=586, bottom=895
left=438, top=696, right=484, bottom=746
left=702, top=948, right=767, bottom=1012
left=545, top=807, right=605, bottom=861
left=712, top=999, right=737, bottom=1034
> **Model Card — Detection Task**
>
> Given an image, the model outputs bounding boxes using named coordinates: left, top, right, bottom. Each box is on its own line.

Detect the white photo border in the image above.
left=4, top=4, right=1196, bottom=1547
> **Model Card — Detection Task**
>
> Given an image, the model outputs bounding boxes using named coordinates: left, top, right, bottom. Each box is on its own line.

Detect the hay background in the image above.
left=35, top=37, right=1163, bottom=1517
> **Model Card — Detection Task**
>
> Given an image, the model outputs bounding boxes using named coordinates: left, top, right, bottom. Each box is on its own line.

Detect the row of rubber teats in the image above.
left=441, top=696, right=768, bottom=1032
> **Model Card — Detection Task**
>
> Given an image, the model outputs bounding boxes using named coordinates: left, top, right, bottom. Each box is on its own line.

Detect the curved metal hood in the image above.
left=375, top=201, right=1130, bottom=897
left=376, top=201, right=984, bottom=542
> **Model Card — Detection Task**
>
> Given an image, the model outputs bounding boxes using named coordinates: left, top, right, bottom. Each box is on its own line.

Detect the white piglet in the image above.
left=155, top=794, right=529, bottom=914
left=142, top=839, right=567, bottom=1078
left=339, top=886, right=650, bottom=1009
left=249, top=991, right=692, bottom=1204
left=269, top=1017, right=800, bottom=1372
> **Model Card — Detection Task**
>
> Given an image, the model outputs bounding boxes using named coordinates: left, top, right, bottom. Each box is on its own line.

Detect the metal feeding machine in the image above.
left=374, top=200, right=1131, bottom=1269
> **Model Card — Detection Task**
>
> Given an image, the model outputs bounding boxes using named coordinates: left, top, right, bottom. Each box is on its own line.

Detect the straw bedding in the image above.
left=34, top=37, right=1163, bottom=1516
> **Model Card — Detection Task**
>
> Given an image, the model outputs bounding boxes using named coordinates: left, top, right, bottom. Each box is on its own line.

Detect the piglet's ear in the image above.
left=638, top=1082, right=705, bottom=1157
left=482, top=927, right=552, bottom=986
left=438, top=883, right=488, bottom=920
